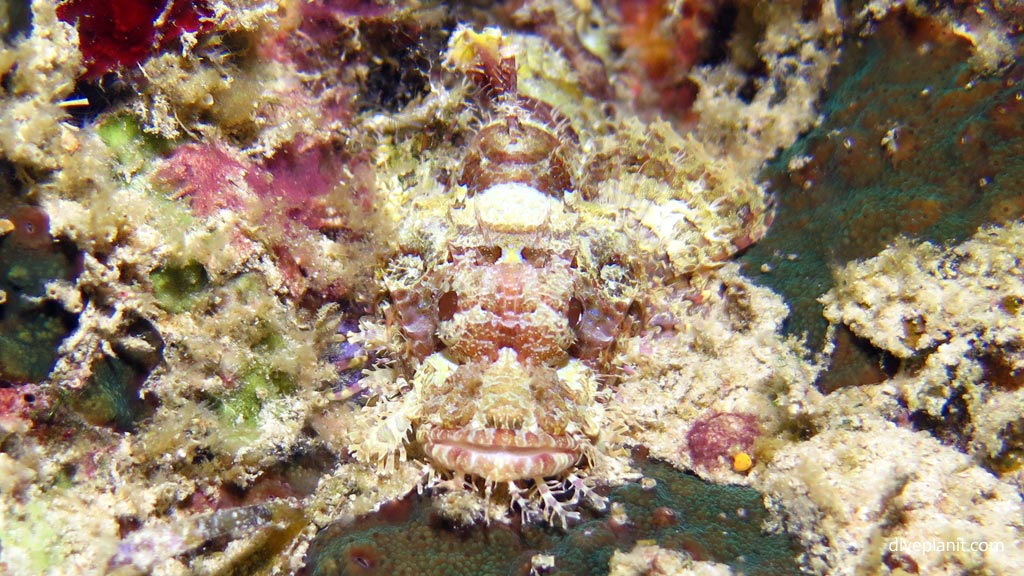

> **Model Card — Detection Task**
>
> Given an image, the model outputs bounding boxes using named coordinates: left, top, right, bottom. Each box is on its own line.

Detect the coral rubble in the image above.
left=760, top=412, right=1024, bottom=575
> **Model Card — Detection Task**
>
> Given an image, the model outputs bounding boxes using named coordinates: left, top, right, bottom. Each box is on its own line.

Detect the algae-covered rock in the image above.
left=612, top=263, right=822, bottom=485
left=608, top=545, right=735, bottom=576
left=822, top=221, right=1024, bottom=486
left=757, top=414, right=1024, bottom=576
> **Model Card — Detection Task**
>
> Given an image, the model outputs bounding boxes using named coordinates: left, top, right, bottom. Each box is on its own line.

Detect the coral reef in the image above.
left=1, top=0, right=1020, bottom=575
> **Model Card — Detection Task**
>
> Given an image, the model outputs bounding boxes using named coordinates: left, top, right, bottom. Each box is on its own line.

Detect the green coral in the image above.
left=217, top=366, right=295, bottom=427
left=303, top=459, right=802, bottom=576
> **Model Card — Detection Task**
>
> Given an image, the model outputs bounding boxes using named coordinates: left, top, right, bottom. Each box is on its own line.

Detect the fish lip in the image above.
left=426, top=427, right=578, bottom=451
left=423, top=427, right=581, bottom=482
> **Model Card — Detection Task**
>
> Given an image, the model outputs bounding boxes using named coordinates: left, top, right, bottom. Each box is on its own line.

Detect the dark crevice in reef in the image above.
left=816, top=325, right=899, bottom=394
left=906, top=385, right=972, bottom=453
left=0, top=0, right=33, bottom=42
left=355, top=19, right=451, bottom=113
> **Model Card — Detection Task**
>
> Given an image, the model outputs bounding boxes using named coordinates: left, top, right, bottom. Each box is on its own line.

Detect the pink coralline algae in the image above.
left=57, top=0, right=215, bottom=79
left=260, top=142, right=377, bottom=232
left=159, top=141, right=373, bottom=229
left=158, top=145, right=251, bottom=216
left=0, top=384, right=49, bottom=432
left=156, top=140, right=377, bottom=299
left=686, top=411, right=762, bottom=469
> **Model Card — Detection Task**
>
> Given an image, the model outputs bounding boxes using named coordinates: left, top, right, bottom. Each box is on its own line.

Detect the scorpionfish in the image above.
left=348, top=26, right=773, bottom=527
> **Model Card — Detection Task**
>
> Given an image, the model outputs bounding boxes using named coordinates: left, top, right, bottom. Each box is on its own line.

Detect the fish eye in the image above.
left=438, top=290, right=459, bottom=321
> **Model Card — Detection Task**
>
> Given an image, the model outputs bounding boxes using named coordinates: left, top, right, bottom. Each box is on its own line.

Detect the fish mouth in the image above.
left=423, top=427, right=580, bottom=483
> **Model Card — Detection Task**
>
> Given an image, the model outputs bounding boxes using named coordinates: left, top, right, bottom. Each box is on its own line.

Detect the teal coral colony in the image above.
left=303, top=457, right=802, bottom=576
left=1, top=1, right=1023, bottom=575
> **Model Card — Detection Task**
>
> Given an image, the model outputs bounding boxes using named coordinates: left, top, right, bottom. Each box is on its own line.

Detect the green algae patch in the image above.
left=0, top=311, right=74, bottom=384
left=98, top=113, right=172, bottom=178
left=1, top=245, right=68, bottom=298
left=151, top=261, right=209, bottom=313
left=217, top=368, right=296, bottom=427
left=301, top=459, right=802, bottom=576
left=0, top=497, right=66, bottom=574
left=213, top=329, right=301, bottom=449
